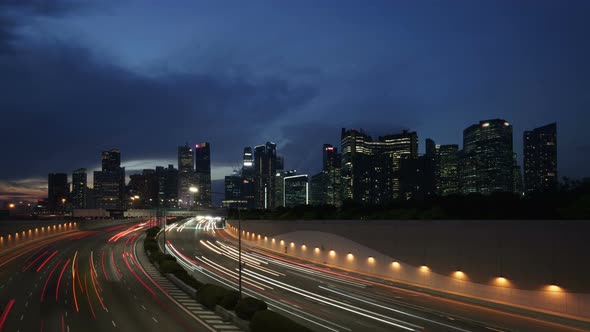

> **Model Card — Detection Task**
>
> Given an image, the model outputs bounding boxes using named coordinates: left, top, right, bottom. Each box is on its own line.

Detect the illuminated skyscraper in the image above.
left=177, top=144, right=195, bottom=208
left=194, top=142, right=212, bottom=207
left=254, top=142, right=277, bottom=209
left=311, top=144, right=342, bottom=206
left=71, top=168, right=87, bottom=209
left=284, top=174, right=309, bottom=207
left=460, top=119, right=514, bottom=194
left=48, top=173, right=68, bottom=212
left=94, top=150, right=125, bottom=210
left=435, top=144, right=459, bottom=196
left=241, top=147, right=256, bottom=209
left=523, top=123, right=557, bottom=194
left=341, top=128, right=418, bottom=203
left=275, top=170, right=297, bottom=207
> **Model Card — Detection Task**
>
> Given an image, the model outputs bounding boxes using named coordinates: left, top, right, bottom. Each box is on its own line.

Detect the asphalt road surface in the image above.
left=162, top=217, right=588, bottom=332
left=0, top=221, right=211, bottom=332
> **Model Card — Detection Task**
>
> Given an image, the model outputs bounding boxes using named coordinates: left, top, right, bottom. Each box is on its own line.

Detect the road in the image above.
left=0, top=220, right=210, bottom=332
left=163, top=217, right=588, bottom=332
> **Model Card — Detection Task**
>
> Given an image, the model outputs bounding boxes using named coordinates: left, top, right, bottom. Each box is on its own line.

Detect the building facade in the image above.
left=177, top=144, right=195, bottom=208
left=94, top=150, right=126, bottom=210
left=194, top=142, right=212, bottom=207
left=48, top=173, right=68, bottom=212
left=460, top=119, right=514, bottom=194
left=435, top=144, right=459, bottom=196
left=71, top=168, right=87, bottom=209
left=523, top=123, right=557, bottom=194
left=341, top=128, right=418, bottom=204
left=254, top=142, right=277, bottom=209
left=284, top=174, right=309, bottom=207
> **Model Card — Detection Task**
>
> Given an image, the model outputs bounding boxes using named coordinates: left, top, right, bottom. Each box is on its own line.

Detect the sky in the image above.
left=1, top=0, right=589, bottom=202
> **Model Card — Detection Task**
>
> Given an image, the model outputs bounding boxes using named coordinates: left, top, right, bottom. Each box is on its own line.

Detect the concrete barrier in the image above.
left=226, top=220, right=590, bottom=323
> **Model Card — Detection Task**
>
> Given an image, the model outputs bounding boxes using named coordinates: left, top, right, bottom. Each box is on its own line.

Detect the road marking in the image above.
left=65, top=311, right=68, bottom=317
left=67, top=325, right=70, bottom=332
left=141, top=305, right=146, bottom=310
left=24, top=302, right=28, bottom=308
left=152, top=317, right=158, bottom=323
left=20, top=314, right=24, bottom=321
left=112, top=320, right=117, bottom=327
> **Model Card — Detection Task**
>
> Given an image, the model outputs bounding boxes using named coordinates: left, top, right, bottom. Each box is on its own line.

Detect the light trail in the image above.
left=36, top=250, right=58, bottom=273
left=41, top=258, right=63, bottom=302
left=55, top=258, right=71, bottom=301
left=319, top=286, right=472, bottom=332
left=241, top=268, right=422, bottom=331
left=72, top=251, right=80, bottom=312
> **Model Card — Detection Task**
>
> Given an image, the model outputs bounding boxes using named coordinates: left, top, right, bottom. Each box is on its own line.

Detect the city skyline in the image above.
left=0, top=120, right=574, bottom=204
left=2, top=1, right=590, bottom=202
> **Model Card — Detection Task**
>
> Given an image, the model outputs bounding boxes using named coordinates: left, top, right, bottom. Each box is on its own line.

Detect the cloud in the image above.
left=0, top=178, right=47, bottom=202
left=0, top=11, right=319, bottom=191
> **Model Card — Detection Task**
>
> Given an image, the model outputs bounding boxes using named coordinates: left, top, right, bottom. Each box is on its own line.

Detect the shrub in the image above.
left=197, top=284, right=228, bottom=309
left=144, top=241, right=159, bottom=254
left=221, top=290, right=241, bottom=310
left=146, top=226, right=161, bottom=238
left=235, top=297, right=267, bottom=321
left=159, top=260, right=184, bottom=274
left=175, top=272, right=203, bottom=290
left=250, top=310, right=312, bottom=332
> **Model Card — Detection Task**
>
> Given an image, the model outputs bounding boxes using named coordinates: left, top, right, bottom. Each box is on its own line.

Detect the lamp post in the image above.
left=238, top=199, right=242, bottom=298
left=189, top=186, right=198, bottom=210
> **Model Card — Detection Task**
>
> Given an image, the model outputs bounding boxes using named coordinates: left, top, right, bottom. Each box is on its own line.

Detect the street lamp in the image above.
left=189, top=187, right=198, bottom=210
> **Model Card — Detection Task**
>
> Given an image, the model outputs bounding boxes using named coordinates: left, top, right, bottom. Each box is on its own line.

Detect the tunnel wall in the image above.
left=226, top=219, right=590, bottom=320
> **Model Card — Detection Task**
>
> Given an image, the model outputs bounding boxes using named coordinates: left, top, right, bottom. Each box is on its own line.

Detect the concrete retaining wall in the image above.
left=227, top=220, right=590, bottom=320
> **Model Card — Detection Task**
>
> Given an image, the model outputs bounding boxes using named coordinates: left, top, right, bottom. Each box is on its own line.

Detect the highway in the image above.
left=163, top=217, right=588, bottom=332
left=0, top=220, right=210, bottom=332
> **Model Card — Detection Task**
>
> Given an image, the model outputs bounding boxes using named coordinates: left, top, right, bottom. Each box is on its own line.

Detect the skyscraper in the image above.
left=460, top=119, right=514, bottom=194
left=399, top=154, right=436, bottom=200
left=194, top=142, right=212, bottom=207
left=177, top=144, right=195, bottom=208
left=48, top=173, right=68, bottom=212
left=275, top=170, right=297, bottom=208
left=435, top=145, right=459, bottom=196
left=341, top=128, right=418, bottom=203
left=71, top=168, right=87, bottom=209
left=254, top=142, right=277, bottom=209
left=94, top=150, right=125, bottom=210
left=241, top=147, right=256, bottom=209
left=311, top=144, right=342, bottom=206
left=284, top=174, right=309, bottom=207
left=156, top=165, right=178, bottom=208
left=223, top=172, right=244, bottom=209
left=523, top=123, right=558, bottom=194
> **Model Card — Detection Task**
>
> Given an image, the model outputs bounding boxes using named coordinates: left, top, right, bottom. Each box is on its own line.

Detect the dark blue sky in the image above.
left=1, top=0, right=589, bottom=201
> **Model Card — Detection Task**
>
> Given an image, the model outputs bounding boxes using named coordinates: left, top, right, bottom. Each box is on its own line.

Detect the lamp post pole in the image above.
left=238, top=199, right=242, bottom=298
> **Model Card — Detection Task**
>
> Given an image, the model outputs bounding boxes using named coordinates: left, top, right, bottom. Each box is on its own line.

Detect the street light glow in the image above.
left=189, top=187, right=198, bottom=193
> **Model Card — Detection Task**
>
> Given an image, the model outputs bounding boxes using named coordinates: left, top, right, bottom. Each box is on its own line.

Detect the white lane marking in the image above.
left=141, top=305, right=147, bottom=310
left=67, top=326, right=70, bottom=332
left=152, top=317, right=158, bottom=323
left=65, top=311, right=68, bottom=317
left=25, top=301, right=28, bottom=308
left=112, top=320, right=117, bottom=327
left=20, top=314, right=24, bottom=320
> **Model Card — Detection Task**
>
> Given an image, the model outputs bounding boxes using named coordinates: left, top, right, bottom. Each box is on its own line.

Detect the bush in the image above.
left=235, top=297, right=267, bottom=321
left=175, top=272, right=203, bottom=290
left=197, top=284, right=228, bottom=309
left=250, top=310, right=312, bottom=332
left=146, top=226, right=161, bottom=238
left=221, top=290, right=241, bottom=310
left=159, top=260, right=184, bottom=274
left=144, top=241, right=159, bottom=254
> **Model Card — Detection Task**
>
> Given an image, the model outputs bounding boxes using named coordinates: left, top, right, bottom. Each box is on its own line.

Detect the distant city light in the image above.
left=482, top=122, right=490, bottom=128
